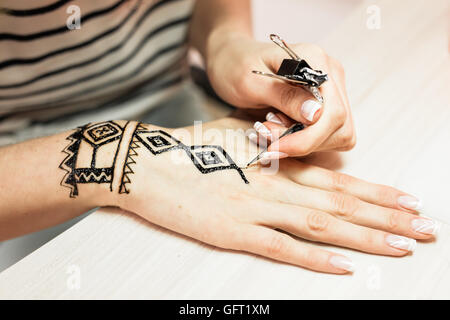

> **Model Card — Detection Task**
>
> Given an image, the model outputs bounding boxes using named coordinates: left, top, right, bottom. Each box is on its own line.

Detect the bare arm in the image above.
left=0, top=122, right=121, bottom=240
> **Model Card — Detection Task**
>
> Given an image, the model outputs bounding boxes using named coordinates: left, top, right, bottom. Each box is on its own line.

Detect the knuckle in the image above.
left=334, top=106, right=347, bottom=124
left=236, top=73, right=254, bottom=95
left=327, top=134, right=343, bottom=150
left=306, top=211, right=330, bottom=233
left=329, top=172, right=351, bottom=192
left=279, top=86, right=298, bottom=110
left=337, top=134, right=351, bottom=148
left=361, top=229, right=376, bottom=247
left=375, top=185, right=395, bottom=202
left=346, top=133, right=357, bottom=150
left=386, top=211, right=400, bottom=231
left=338, top=127, right=355, bottom=149
left=264, top=234, right=288, bottom=258
left=329, top=193, right=357, bottom=218
left=303, top=249, right=322, bottom=269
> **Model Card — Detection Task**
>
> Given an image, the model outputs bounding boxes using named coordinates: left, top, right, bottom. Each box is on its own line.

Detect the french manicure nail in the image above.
left=329, top=256, right=355, bottom=272
left=260, top=151, right=288, bottom=161
left=266, top=112, right=283, bottom=125
left=398, top=195, right=423, bottom=211
left=247, top=132, right=258, bottom=144
left=411, top=218, right=441, bottom=235
left=301, top=100, right=321, bottom=122
left=386, top=234, right=416, bottom=252
left=254, top=121, right=272, bottom=137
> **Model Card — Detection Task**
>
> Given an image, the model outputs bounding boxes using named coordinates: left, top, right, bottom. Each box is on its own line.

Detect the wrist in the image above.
left=205, top=26, right=253, bottom=71
left=80, top=182, right=116, bottom=209
left=59, top=120, right=147, bottom=209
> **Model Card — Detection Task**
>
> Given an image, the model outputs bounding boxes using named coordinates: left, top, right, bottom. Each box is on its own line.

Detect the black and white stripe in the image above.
left=0, top=0, right=194, bottom=144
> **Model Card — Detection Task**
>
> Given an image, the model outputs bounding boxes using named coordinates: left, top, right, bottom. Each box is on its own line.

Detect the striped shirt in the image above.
left=0, top=0, right=194, bottom=145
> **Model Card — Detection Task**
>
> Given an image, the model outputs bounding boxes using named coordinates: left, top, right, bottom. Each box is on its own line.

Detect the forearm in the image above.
left=0, top=121, right=139, bottom=240
left=189, top=0, right=252, bottom=61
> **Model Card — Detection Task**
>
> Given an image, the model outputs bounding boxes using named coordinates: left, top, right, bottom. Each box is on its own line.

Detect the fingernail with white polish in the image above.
left=412, top=218, right=441, bottom=235
left=386, top=235, right=416, bottom=252
left=254, top=121, right=272, bottom=137
left=247, top=132, right=258, bottom=144
left=330, top=256, right=355, bottom=272
left=260, top=151, right=288, bottom=161
left=301, top=100, right=322, bottom=122
left=266, top=112, right=283, bottom=125
left=398, top=195, right=423, bottom=211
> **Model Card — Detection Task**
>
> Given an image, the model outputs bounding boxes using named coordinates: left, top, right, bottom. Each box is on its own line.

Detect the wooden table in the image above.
left=1, top=0, right=449, bottom=299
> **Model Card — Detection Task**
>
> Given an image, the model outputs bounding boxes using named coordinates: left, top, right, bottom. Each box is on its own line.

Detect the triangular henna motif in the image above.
left=118, top=129, right=141, bottom=194
left=59, top=124, right=87, bottom=197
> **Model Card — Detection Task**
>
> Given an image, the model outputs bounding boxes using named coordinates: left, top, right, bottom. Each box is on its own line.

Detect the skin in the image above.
left=0, top=118, right=435, bottom=274
left=190, top=0, right=355, bottom=156
left=0, top=1, right=434, bottom=275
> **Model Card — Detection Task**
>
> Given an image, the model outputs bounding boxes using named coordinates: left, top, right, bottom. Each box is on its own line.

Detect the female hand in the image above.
left=206, top=33, right=355, bottom=156
left=113, top=118, right=438, bottom=274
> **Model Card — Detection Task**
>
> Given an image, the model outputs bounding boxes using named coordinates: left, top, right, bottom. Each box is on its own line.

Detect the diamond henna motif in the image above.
left=148, top=136, right=171, bottom=148
left=134, top=130, right=182, bottom=155
left=82, top=122, right=122, bottom=146
left=134, top=129, right=249, bottom=184
left=195, top=151, right=222, bottom=166
left=188, top=145, right=245, bottom=177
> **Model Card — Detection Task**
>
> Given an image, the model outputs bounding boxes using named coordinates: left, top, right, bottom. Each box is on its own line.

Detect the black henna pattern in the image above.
left=59, top=124, right=86, bottom=197
left=59, top=122, right=249, bottom=198
left=118, top=123, right=142, bottom=194
left=59, top=121, right=124, bottom=198
left=134, top=127, right=249, bottom=184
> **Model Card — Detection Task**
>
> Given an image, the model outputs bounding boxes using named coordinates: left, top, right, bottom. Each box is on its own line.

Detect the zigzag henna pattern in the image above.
left=59, top=124, right=87, bottom=197
left=118, top=124, right=141, bottom=194
left=59, top=121, right=249, bottom=198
